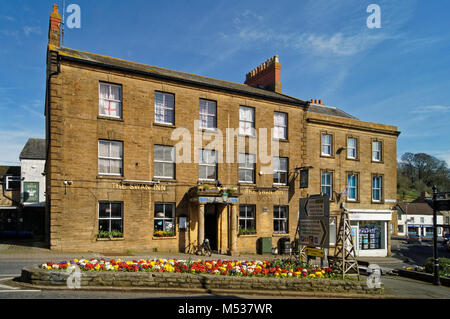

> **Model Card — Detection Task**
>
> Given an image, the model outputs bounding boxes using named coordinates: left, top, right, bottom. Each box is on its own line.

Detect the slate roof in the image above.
left=19, top=138, right=46, bottom=160
left=307, top=103, right=358, bottom=120
left=396, top=202, right=442, bottom=216
left=0, top=166, right=20, bottom=178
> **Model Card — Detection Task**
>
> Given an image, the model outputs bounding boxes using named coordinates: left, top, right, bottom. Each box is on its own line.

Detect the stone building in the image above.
left=44, top=5, right=399, bottom=256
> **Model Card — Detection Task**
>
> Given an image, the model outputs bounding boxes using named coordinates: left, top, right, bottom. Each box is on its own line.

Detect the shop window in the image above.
left=99, top=82, right=122, bottom=118
left=199, top=99, right=217, bottom=130
left=239, top=205, right=256, bottom=235
left=238, top=153, right=256, bottom=183
left=98, top=140, right=123, bottom=176
left=273, top=205, right=289, bottom=233
left=273, top=112, right=288, bottom=139
left=199, top=149, right=217, bottom=181
left=321, top=171, right=333, bottom=200
left=239, top=106, right=255, bottom=136
left=154, top=203, right=175, bottom=237
left=154, top=145, right=175, bottom=179
left=98, top=202, right=123, bottom=237
left=358, top=221, right=385, bottom=250
left=273, top=157, right=288, bottom=185
left=154, top=91, right=175, bottom=125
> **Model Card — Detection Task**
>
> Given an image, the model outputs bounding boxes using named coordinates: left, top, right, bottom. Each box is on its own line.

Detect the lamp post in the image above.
left=432, top=186, right=440, bottom=286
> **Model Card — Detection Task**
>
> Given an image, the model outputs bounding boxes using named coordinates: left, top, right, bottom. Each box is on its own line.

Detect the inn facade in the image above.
left=44, top=5, right=400, bottom=256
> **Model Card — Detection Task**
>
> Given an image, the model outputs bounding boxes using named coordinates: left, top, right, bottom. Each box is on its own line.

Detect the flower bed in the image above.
left=40, top=258, right=336, bottom=280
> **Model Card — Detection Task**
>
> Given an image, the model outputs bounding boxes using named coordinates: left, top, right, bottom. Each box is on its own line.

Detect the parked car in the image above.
left=407, top=234, right=422, bottom=244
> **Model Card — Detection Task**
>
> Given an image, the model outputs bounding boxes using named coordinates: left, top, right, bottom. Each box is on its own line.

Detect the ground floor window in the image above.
left=273, top=205, right=288, bottom=233
left=329, top=216, right=337, bottom=246
left=239, top=205, right=256, bottom=235
left=358, top=221, right=385, bottom=250
left=398, top=225, right=404, bottom=233
left=154, top=203, right=175, bottom=237
left=98, top=202, right=123, bottom=238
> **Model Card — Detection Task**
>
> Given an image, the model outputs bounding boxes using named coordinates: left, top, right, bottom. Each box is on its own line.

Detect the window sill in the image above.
left=96, top=237, right=124, bottom=241
left=199, top=128, right=218, bottom=133
left=238, top=233, right=258, bottom=238
left=97, top=175, right=124, bottom=180
left=153, top=122, right=176, bottom=128
left=154, top=178, right=177, bottom=183
left=346, top=157, right=359, bottom=161
left=371, top=160, right=384, bottom=164
left=238, top=134, right=257, bottom=139
left=97, top=116, right=124, bottom=122
left=152, top=236, right=177, bottom=240
left=320, top=154, right=335, bottom=159
left=272, top=233, right=289, bottom=237
left=272, top=138, right=289, bottom=143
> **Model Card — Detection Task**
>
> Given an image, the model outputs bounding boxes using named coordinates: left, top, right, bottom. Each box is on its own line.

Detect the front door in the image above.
left=204, top=204, right=218, bottom=251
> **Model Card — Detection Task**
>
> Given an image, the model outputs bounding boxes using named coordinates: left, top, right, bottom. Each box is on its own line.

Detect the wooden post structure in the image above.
left=333, top=202, right=360, bottom=280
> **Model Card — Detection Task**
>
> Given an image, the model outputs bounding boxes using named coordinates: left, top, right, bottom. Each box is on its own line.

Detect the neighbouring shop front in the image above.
left=348, top=209, right=393, bottom=257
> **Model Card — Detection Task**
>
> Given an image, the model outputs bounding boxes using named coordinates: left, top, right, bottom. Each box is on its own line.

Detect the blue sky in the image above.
left=0, top=0, right=449, bottom=166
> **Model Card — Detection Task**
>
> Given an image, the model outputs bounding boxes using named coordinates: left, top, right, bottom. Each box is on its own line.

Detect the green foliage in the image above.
left=97, top=230, right=123, bottom=238
left=398, top=152, right=450, bottom=200
left=423, top=257, right=450, bottom=278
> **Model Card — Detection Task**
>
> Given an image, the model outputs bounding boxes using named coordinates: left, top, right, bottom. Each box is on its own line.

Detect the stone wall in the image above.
left=21, top=266, right=383, bottom=295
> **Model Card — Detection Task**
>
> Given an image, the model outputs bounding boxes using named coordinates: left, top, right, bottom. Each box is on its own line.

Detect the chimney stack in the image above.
left=48, top=4, right=61, bottom=47
left=244, top=56, right=281, bottom=93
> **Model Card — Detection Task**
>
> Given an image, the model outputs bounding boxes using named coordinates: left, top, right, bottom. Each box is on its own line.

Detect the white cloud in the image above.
left=411, top=105, right=450, bottom=114
left=23, top=26, right=42, bottom=37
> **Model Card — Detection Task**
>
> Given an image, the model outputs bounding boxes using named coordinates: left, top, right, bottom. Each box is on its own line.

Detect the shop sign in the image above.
left=305, top=247, right=324, bottom=258
left=23, top=182, right=39, bottom=203
left=196, top=196, right=238, bottom=204
left=113, top=183, right=166, bottom=191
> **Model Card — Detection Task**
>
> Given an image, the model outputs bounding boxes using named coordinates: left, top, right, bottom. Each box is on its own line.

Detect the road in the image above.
left=0, top=241, right=449, bottom=299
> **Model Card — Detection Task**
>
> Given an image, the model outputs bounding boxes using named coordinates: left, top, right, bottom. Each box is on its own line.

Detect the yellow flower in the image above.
left=95, top=265, right=100, bottom=271
left=74, top=259, right=79, bottom=263
left=46, top=266, right=52, bottom=270
left=281, top=273, right=287, bottom=277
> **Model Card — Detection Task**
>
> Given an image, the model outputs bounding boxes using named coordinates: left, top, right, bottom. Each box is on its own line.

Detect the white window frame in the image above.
left=273, top=112, right=288, bottom=140
left=274, top=205, right=289, bottom=234
left=321, top=171, right=333, bottom=200
left=347, top=174, right=358, bottom=201
left=239, top=106, right=255, bottom=136
left=321, top=134, right=333, bottom=156
left=4, top=176, right=21, bottom=191
left=154, top=145, right=175, bottom=179
left=273, top=157, right=288, bottom=185
left=372, top=176, right=382, bottom=202
left=239, top=205, right=256, bottom=233
left=98, top=202, right=123, bottom=235
left=154, top=202, right=175, bottom=236
left=98, top=140, right=123, bottom=176
left=372, top=141, right=382, bottom=162
left=99, top=82, right=122, bottom=118
left=238, top=153, right=256, bottom=184
left=347, top=137, right=357, bottom=159
left=154, top=91, right=175, bottom=125
left=199, top=99, right=217, bottom=130
left=199, top=149, right=217, bottom=181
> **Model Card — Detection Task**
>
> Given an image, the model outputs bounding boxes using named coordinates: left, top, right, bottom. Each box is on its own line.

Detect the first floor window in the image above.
left=273, top=157, right=288, bottom=185
left=99, top=82, right=122, bottom=118
left=238, top=153, right=256, bottom=183
left=199, top=149, right=217, bottom=181
left=239, top=205, right=256, bottom=234
left=321, top=171, right=333, bottom=199
left=372, top=176, right=382, bottom=202
left=239, top=106, right=255, bottom=136
left=154, top=145, right=175, bottom=179
left=372, top=141, right=382, bottom=162
left=199, top=99, right=217, bottom=130
left=98, top=202, right=123, bottom=237
left=274, top=205, right=288, bottom=233
left=154, top=91, right=175, bottom=125
left=347, top=174, right=358, bottom=201
left=98, top=140, right=123, bottom=176
left=154, top=203, right=175, bottom=236
left=273, top=112, right=287, bottom=139
left=347, top=137, right=357, bottom=159
left=321, top=134, right=332, bottom=156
